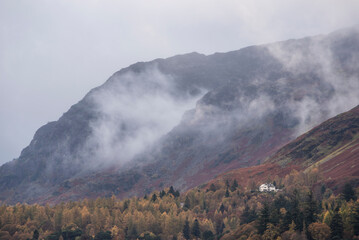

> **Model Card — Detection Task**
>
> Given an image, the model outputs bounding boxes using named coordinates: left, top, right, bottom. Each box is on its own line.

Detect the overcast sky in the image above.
left=1, top=0, right=359, bottom=165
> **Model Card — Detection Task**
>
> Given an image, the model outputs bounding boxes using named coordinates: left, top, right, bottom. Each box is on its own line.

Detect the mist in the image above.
left=80, top=65, right=204, bottom=168
left=2, top=0, right=359, bottom=165
left=267, top=27, right=359, bottom=136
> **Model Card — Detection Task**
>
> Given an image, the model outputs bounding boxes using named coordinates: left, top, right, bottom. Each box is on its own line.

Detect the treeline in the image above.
left=0, top=169, right=358, bottom=240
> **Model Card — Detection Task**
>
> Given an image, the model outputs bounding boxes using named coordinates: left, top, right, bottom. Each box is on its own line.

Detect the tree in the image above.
left=183, top=220, right=190, bottom=240
left=262, top=223, right=280, bottom=240
left=241, top=205, right=257, bottom=224
left=94, top=231, right=112, bottom=240
left=308, top=222, right=331, bottom=240
left=174, top=190, right=180, bottom=198
left=191, top=219, right=200, bottom=238
left=342, top=183, right=356, bottom=202
left=0, top=231, right=12, bottom=240
left=258, top=202, right=270, bottom=234
left=219, top=203, right=225, bottom=213
left=61, top=228, right=82, bottom=240
left=225, top=188, right=230, bottom=198
left=202, top=230, right=214, bottom=240
left=168, top=186, right=175, bottom=196
left=32, top=229, right=39, bottom=240
left=209, top=184, right=216, bottom=192
left=215, top=220, right=225, bottom=236
left=184, top=196, right=191, bottom=210
left=303, top=191, right=317, bottom=226
left=151, top=194, right=157, bottom=202
left=330, top=210, right=343, bottom=240
left=230, top=180, right=238, bottom=192
left=351, top=201, right=359, bottom=236
left=160, top=190, right=166, bottom=199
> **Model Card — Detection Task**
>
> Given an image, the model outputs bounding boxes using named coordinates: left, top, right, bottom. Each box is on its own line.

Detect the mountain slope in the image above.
left=1, top=27, right=359, bottom=204
left=208, top=105, right=359, bottom=190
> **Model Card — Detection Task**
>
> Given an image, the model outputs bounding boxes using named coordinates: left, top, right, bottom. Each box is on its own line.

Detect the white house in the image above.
left=259, top=183, right=276, bottom=192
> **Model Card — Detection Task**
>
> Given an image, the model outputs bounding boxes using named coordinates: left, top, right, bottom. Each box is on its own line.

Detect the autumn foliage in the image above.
left=0, top=169, right=358, bottom=240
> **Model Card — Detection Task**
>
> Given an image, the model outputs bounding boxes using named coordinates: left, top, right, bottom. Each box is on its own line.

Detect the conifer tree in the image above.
left=209, top=184, right=216, bottom=192
left=151, top=194, right=157, bottom=202
left=215, top=220, right=225, bottom=236
left=330, top=210, right=343, bottom=240
left=230, top=180, right=238, bottom=192
left=342, top=183, right=356, bottom=202
left=191, top=219, right=201, bottom=238
left=219, top=203, right=225, bottom=213
left=184, top=196, right=191, bottom=210
left=225, top=188, right=230, bottom=198
left=202, top=230, right=214, bottom=240
left=168, top=186, right=175, bottom=196
left=183, top=220, right=190, bottom=240
left=32, top=229, right=39, bottom=240
left=352, top=202, right=359, bottom=236
left=160, top=190, right=166, bottom=199
left=304, top=191, right=317, bottom=226
left=258, top=202, right=270, bottom=234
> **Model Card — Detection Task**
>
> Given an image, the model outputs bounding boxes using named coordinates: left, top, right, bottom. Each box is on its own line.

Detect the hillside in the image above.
left=1, top=27, right=359, bottom=204
left=1, top=105, right=359, bottom=239
left=207, top=105, right=359, bottom=192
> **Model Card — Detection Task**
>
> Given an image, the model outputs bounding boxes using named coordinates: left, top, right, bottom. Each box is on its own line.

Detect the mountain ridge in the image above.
left=1, top=27, right=359, bottom=204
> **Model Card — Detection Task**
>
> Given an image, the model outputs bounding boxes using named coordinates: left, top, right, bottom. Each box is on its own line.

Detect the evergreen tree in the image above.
left=209, top=184, right=216, bottom=192
left=94, top=231, right=112, bottom=240
left=151, top=193, right=157, bottom=202
left=168, top=186, right=175, bottom=196
left=258, top=202, right=270, bottom=234
left=184, top=196, right=191, bottom=210
left=230, top=179, right=238, bottom=192
left=183, top=220, right=190, bottom=240
left=191, top=219, right=201, bottom=238
left=225, top=188, right=230, bottom=197
left=32, top=229, right=39, bottom=240
left=304, top=191, right=317, bottom=226
left=123, top=200, right=129, bottom=211
left=129, top=225, right=138, bottom=240
left=174, top=190, right=180, bottom=198
left=159, top=190, right=166, bottom=199
left=269, top=204, right=280, bottom=225
left=215, top=220, right=225, bottom=236
left=330, top=210, right=343, bottom=240
left=241, top=205, right=257, bottom=224
left=219, top=203, right=225, bottom=213
left=342, top=183, right=356, bottom=202
left=289, top=190, right=302, bottom=230
left=351, top=202, right=359, bottom=236
left=202, top=230, right=214, bottom=240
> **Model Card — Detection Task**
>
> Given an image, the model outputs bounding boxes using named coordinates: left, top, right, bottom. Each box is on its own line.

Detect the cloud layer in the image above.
left=1, top=0, right=359, bottom=164
left=80, top=66, right=203, bottom=168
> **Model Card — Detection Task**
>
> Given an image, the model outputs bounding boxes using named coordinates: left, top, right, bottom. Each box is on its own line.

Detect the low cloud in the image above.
left=80, top=65, right=204, bottom=169
left=267, top=27, right=359, bottom=136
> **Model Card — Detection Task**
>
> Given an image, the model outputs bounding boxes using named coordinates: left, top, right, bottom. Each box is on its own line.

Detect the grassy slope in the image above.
left=206, top=105, right=359, bottom=190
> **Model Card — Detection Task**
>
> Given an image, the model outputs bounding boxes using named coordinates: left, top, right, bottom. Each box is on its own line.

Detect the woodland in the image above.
left=0, top=168, right=358, bottom=240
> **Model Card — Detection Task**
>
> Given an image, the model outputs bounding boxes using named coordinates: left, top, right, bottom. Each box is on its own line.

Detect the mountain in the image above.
left=267, top=104, right=359, bottom=189
left=207, top=105, right=359, bottom=191
left=1, top=27, right=359, bottom=204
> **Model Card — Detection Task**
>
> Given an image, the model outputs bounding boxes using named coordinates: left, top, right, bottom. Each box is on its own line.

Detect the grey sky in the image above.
left=1, top=0, right=359, bottom=165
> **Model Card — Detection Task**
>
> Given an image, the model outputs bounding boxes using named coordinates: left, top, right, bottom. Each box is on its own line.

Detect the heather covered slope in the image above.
left=1, top=27, right=359, bottom=204
left=209, top=105, right=359, bottom=191
left=267, top=105, right=359, bottom=187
